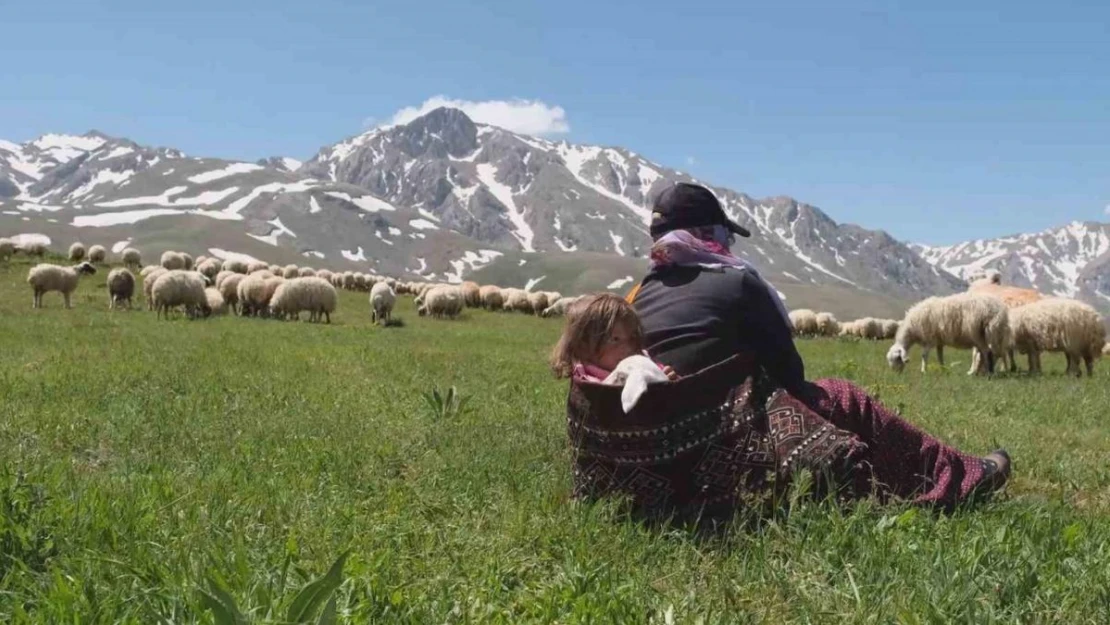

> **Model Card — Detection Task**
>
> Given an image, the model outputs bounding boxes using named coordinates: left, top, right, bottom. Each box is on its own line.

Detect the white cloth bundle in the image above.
left=602, top=354, right=672, bottom=413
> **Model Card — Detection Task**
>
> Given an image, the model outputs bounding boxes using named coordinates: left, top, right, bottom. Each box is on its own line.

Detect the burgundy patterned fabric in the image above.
left=566, top=355, right=993, bottom=522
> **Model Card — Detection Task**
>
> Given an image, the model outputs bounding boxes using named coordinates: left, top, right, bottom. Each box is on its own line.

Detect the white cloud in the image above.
left=386, top=96, right=570, bottom=136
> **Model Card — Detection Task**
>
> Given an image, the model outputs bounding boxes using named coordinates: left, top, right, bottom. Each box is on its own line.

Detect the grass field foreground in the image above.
left=1, top=255, right=1109, bottom=623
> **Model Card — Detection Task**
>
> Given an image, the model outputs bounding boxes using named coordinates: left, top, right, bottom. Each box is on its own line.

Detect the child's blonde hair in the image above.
left=550, top=293, right=645, bottom=378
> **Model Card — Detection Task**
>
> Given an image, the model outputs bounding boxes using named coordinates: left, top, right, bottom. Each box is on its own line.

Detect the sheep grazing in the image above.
left=204, top=287, right=228, bottom=316
left=459, top=281, right=482, bottom=308
left=106, top=268, right=136, bottom=310
left=27, top=262, right=97, bottom=309
left=298, top=267, right=317, bottom=278
left=503, top=289, right=531, bottom=314
left=121, top=247, right=142, bottom=268
left=87, top=244, right=107, bottom=264
left=527, top=291, right=550, bottom=316
left=418, top=286, right=463, bottom=319
left=20, top=241, right=47, bottom=257
left=0, top=238, right=14, bottom=261
left=180, top=253, right=194, bottom=270
left=69, top=242, right=87, bottom=262
left=815, top=312, right=839, bottom=337
left=161, top=251, right=186, bottom=270
left=247, top=261, right=270, bottom=274
left=354, top=273, right=369, bottom=291
left=886, top=292, right=1011, bottom=375
left=237, top=274, right=284, bottom=317
left=270, top=277, right=338, bottom=322
left=542, top=296, right=579, bottom=318
left=151, top=270, right=209, bottom=319
left=370, top=282, right=396, bottom=326
left=479, top=285, right=504, bottom=311
left=316, top=269, right=333, bottom=283
left=196, top=258, right=222, bottom=282
left=1010, top=298, right=1106, bottom=377
left=218, top=273, right=246, bottom=315
left=222, top=258, right=249, bottom=274
left=282, top=264, right=300, bottom=279
left=789, top=309, right=819, bottom=337
left=142, top=267, right=168, bottom=310
left=967, top=282, right=1045, bottom=370
left=880, top=319, right=900, bottom=340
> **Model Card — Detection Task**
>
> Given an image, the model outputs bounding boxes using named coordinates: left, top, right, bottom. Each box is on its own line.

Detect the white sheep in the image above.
left=181, top=253, right=194, bottom=270
left=204, top=287, right=228, bottom=316
left=370, top=282, right=396, bottom=326
left=0, top=238, right=14, bottom=261
left=886, top=292, right=1012, bottom=375
left=247, top=261, right=270, bottom=274
left=121, top=247, right=142, bottom=268
left=1010, top=298, right=1106, bottom=377
left=417, top=286, right=463, bottom=319
left=196, top=258, right=222, bottom=282
left=316, top=269, right=333, bottom=282
left=815, top=312, right=840, bottom=337
left=504, top=289, right=531, bottom=314
left=151, top=270, right=209, bottom=319
left=106, top=268, right=136, bottom=310
left=269, top=277, right=337, bottom=322
left=527, top=291, right=550, bottom=316
left=19, top=241, right=47, bottom=257
left=298, top=267, right=316, bottom=278
left=282, top=264, right=300, bottom=279
left=479, top=285, right=504, bottom=310
left=880, top=319, right=900, bottom=340
left=542, top=296, right=580, bottom=318
left=218, top=273, right=246, bottom=315
left=222, top=258, right=249, bottom=274
left=161, top=251, right=186, bottom=270
left=459, top=281, right=482, bottom=308
left=27, top=262, right=97, bottom=308
left=142, top=267, right=168, bottom=310
left=789, top=309, right=819, bottom=337
left=85, top=245, right=106, bottom=264
left=237, top=274, right=284, bottom=317
left=69, top=242, right=86, bottom=261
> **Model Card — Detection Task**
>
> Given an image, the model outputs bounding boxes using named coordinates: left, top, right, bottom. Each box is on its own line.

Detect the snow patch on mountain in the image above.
left=476, top=162, right=533, bottom=252
left=187, top=162, right=264, bottom=184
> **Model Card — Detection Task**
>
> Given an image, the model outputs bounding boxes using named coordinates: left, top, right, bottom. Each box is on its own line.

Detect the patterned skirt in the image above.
left=566, top=354, right=991, bottom=523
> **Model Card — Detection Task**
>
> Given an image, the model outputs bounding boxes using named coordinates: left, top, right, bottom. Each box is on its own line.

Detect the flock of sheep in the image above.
left=789, top=269, right=1108, bottom=378
left=7, top=237, right=1109, bottom=377
left=6, top=239, right=581, bottom=326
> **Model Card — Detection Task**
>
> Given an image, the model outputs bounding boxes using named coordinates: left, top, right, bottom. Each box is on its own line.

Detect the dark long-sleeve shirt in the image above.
left=632, top=266, right=806, bottom=392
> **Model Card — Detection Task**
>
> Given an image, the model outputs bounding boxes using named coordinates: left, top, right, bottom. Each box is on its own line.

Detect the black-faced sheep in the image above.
left=27, top=262, right=97, bottom=309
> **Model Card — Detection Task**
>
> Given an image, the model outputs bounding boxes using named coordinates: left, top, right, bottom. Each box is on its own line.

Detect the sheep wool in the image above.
left=815, top=312, right=839, bottom=337
left=789, top=309, right=819, bottom=337
left=205, top=287, right=228, bottom=316
left=20, top=241, right=47, bottom=257
left=121, top=247, right=142, bottom=268
left=887, top=292, right=1011, bottom=375
left=298, top=267, right=317, bottom=278
left=527, top=291, right=550, bottom=316
left=161, top=251, right=186, bottom=270
left=417, top=286, right=463, bottom=319
left=237, top=274, right=284, bottom=317
left=1010, top=298, right=1105, bottom=377
left=479, top=285, right=504, bottom=311
left=369, top=282, right=396, bottom=326
left=69, top=242, right=87, bottom=261
left=218, top=273, right=247, bottom=315
left=270, top=277, right=337, bottom=323
left=151, top=270, right=209, bottom=319
left=222, top=258, right=249, bottom=274
left=196, top=258, right=222, bottom=282
left=142, top=267, right=168, bottom=310
left=27, top=262, right=97, bottom=309
left=282, top=264, right=300, bottom=279
left=247, top=261, right=270, bottom=274
left=106, top=268, right=136, bottom=310
left=459, top=281, right=482, bottom=308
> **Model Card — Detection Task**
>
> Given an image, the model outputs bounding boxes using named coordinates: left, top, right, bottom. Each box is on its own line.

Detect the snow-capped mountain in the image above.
left=913, top=222, right=1110, bottom=309
left=1, top=110, right=966, bottom=315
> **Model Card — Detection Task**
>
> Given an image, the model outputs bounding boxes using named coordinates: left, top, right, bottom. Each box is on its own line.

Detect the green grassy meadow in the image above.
left=1, top=254, right=1109, bottom=623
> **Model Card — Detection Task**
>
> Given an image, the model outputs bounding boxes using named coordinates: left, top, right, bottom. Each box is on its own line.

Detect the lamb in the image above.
left=218, top=273, right=247, bottom=315
left=161, top=251, right=187, bottom=270
left=282, top=264, right=300, bottom=279
left=269, top=277, right=338, bottom=322
left=151, top=270, right=209, bottom=319
left=789, top=309, right=819, bottom=337
left=222, top=258, right=249, bottom=274
left=142, top=267, right=168, bottom=310
left=886, top=292, right=1012, bottom=375
left=815, top=312, right=839, bottom=337
left=417, top=286, right=463, bottom=319
left=1009, top=298, right=1106, bottom=377
left=237, top=274, right=285, bottom=317
left=370, top=282, right=396, bottom=326
left=0, top=238, right=14, bottom=261
left=27, top=262, right=97, bottom=308
left=459, top=281, right=482, bottom=308
left=106, top=268, right=136, bottom=310
left=479, top=285, right=504, bottom=310
left=69, top=242, right=86, bottom=261
left=121, top=247, right=142, bottom=268
left=204, top=287, right=228, bottom=316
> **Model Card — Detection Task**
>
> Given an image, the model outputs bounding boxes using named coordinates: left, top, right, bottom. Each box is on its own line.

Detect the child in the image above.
left=550, top=293, right=678, bottom=411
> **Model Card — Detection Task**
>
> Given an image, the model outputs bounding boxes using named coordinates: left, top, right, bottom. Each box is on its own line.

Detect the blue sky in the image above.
left=2, top=0, right=1106, bottom=245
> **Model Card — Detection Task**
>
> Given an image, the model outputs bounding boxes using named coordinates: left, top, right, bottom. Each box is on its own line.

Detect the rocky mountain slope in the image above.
left=2, top=108, right=967, bottom=316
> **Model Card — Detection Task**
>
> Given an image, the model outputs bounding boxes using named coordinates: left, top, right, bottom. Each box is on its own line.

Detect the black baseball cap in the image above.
left=649, top=182, right=751, bottom=239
